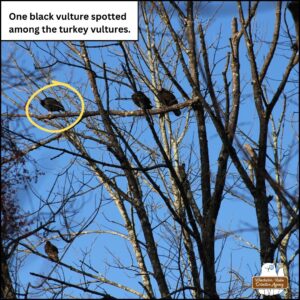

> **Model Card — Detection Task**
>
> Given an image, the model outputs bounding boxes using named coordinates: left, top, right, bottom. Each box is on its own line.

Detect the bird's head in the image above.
left=261, top=263, right=276, bottom=273
left=39, top=99, right=45, bottom=105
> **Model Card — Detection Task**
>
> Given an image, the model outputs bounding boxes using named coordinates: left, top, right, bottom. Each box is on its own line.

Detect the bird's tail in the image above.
left=173, top=109, right=181, bottom=116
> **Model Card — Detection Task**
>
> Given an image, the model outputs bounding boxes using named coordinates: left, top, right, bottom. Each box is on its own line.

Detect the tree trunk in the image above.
left=0, top=243, right=16, bottom=299
left=202, top=225, right=219, bottom=299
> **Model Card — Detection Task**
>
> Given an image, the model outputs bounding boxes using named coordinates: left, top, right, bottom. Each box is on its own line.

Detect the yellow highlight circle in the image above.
left=25, top=80, right=85, bottom=133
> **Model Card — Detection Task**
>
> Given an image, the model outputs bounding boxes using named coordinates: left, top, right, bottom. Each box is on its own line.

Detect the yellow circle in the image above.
left=25, top=80, right=85, bottom=133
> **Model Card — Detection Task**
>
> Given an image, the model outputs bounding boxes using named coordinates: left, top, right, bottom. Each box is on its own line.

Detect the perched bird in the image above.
left=131, top=91, right=153, bottom=109
left=287, top=0, right=299, bottom=50
left=44, top=241, right=59, bottom=262
left=40, top=97, right=65, bottom=112
left=157, top=88, right=181, bottom=116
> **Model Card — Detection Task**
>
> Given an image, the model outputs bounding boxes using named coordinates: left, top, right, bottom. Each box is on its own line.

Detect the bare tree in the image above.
left=1, top=1, right=298, bottom=299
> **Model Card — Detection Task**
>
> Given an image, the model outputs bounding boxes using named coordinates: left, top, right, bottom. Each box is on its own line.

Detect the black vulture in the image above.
left=40, top=97, right=65, bottom=112
left=157, top=88, right=181, bottom=116
left=45, top=241, right=59, bottom=262
left=131, top=91, right=153, bottom=109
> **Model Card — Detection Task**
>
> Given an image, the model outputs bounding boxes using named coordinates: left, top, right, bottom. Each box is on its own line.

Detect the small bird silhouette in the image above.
left=131, top=91, right=153, bottom=109
left=157, top=88, right=181, bottom=116
left=40, top=97, right=65, bottom=112
left=44, top=241, right=59, bottom=262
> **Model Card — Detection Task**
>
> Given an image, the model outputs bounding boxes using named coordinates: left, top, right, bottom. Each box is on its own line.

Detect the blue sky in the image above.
left=2, top=1, right=299, bottom=298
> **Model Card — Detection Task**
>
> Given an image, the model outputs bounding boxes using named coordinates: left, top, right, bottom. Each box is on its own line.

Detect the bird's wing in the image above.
left=53, top=100, right=65, bottom=111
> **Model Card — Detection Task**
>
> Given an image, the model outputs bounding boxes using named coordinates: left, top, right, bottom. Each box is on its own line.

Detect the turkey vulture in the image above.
left=40, top=97, right=65, bottom=112
left=131, top=91, right=153, bottom=109
left=44, top=241, right=59, bottom=262
left=157, top=88, right=181, bottom=116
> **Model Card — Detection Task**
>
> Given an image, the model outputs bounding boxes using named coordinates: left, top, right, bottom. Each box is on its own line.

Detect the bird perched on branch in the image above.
left=40, top=97, right=65, bottom=112
left=157, top=88, right=181, bottom=116
left=287, top=0, right=299, bottom=50
left=44, top=241, right=59, bottom=262
left=131, top=91, right=153, bottom=109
